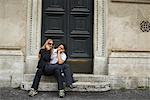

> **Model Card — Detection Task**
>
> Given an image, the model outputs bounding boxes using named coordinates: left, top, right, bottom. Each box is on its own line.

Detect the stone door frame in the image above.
left=25, top=0, right=108, bottom=75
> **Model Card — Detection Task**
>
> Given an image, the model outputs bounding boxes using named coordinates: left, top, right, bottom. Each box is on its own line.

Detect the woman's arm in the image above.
left=38, top=54, right=41, bottom=60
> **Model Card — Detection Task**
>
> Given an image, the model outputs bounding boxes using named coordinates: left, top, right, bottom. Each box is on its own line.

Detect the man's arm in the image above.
left=57, top=50, right=65, bottom=64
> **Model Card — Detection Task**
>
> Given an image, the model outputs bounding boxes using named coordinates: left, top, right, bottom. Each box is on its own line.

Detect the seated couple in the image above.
left=28, top=39, right=76, bottom=98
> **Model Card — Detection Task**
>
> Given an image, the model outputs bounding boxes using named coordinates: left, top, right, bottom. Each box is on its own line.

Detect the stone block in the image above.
left=108, top=52, right=150, bottom=77
left=109, top=76, right=126, bottom=89
left=0, top=72, right=11, bottom=87
left=0, top=50, right=24, bottom=87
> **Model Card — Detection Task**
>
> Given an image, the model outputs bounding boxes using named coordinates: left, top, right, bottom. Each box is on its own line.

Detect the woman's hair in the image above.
left=41, top=39, right=54, bottom=54
left=41, top=39, right=53, bottom=49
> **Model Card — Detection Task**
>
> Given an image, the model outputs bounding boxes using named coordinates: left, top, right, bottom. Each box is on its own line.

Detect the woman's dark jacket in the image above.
left=37, top=49, right=51, bottom=69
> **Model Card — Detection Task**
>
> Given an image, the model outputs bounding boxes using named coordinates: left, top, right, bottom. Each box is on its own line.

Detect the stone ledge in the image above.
left=112, top=0, right=150, bottom=4
left=109, top=52, right=150, bottom=58
left=0, top=49, right=23, bottom=56
left=23, top=74, right=109, bottom=82
left=21, top=81, right=111, bottom=92
left=109, top=58, right=150, bottom=64
left=21, top=75, right=150, bottom=90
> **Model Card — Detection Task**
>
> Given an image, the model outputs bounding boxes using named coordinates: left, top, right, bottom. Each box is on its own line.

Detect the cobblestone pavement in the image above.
left=0, top=87, right=150, bottom=100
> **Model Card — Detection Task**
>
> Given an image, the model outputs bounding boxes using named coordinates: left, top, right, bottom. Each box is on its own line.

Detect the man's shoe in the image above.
left=59, top=90, right=65, bottom=98
left=68, top=85, right=77, bottom=89
left=73, top=79, right=78, bottom=83
left=28, top=88, right=38, bottom=97
left=66, top=84, right=77, bottom=89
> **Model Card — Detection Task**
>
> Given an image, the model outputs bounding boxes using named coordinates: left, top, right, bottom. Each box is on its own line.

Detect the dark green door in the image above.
left=42, top=0, right=93, bottom=73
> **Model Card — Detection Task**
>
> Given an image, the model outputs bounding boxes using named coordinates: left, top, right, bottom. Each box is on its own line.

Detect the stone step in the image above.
left=23, top=74, right=109, bottom=82
left=21, top=81, right=111, bottom=92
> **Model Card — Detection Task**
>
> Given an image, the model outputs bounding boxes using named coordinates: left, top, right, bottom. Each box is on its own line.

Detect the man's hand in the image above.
left=57, top=49, right=65, bottom=64
left=58, top=49, right=65, bottom=54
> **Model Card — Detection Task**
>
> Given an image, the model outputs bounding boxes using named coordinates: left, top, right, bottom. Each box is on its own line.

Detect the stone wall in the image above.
left=0, top=0, right=27, bottom=87
left=0, top=0, right=27, bottom=49
left=108, top=0, right=150, bottom=76
left=108, top=0, right=150, bottom=51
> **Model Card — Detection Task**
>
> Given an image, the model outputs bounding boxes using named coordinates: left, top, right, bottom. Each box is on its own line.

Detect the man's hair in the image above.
left=59, top=43, right=67, bottom=52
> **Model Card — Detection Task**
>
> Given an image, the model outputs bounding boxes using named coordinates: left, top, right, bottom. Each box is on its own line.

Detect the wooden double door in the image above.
left=41, top=0, right=93, bottom=73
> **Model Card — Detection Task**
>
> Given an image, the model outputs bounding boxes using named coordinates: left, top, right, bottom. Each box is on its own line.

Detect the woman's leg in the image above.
left=31, top=68, right=44, bottom=90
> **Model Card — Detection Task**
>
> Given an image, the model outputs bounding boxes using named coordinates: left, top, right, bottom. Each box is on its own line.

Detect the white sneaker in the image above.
left=59, top=90, right=65, bottom=98
left=28, top=88, right=38, bottom=97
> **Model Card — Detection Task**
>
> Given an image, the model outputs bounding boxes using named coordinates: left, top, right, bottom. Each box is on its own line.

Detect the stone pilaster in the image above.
left=25, top=0, right=42, bottom=73
left=93, top=0, right=108, bottom=75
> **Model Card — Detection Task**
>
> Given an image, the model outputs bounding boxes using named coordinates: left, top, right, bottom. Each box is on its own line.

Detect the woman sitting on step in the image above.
left=28, top=39, right=76, bottom=98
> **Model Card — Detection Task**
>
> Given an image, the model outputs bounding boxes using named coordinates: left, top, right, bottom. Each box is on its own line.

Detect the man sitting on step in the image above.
left=28, top=39, right=76, bottom=98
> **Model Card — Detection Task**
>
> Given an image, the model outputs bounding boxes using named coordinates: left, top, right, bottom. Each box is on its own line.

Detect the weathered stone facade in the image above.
left=0, top=0, right=150, bottom=90
left=108, top=0, right=150, bottom=77
left=0, top=0, right=26, bottom=87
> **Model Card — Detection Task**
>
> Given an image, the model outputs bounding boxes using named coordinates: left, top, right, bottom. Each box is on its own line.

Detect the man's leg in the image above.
left=61, top=64, right=77, bottom=89
left=54, top=68, right=64, bottom=90
left=44, top=64, right=65, bottom=98
left=54, top=67, right=65, bottom=98
left=62, top=64, right=73, bottom=85
left=44, top=64, right=64, bottom=90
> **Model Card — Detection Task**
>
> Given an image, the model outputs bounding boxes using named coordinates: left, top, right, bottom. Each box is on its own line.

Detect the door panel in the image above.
left=69, top=37, right=91, bottom=57
left=42, top=0, right=66, bottom=45
left=42, top=0, right=93, bottom=73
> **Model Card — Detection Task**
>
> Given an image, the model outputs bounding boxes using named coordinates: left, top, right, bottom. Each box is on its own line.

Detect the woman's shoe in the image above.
left=28, top=88, right=38, bottom=97
left=59, top=90, right=65, bottom=98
